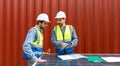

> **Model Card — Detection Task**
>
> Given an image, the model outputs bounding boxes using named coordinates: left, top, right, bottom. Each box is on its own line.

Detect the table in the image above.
left=36, top=54, right=120, bottom=66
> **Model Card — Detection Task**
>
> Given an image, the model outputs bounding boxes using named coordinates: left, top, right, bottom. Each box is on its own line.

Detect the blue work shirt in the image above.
left=22, top=25, right=43, bottom=61
left=51, top=25, right=78, bottom=50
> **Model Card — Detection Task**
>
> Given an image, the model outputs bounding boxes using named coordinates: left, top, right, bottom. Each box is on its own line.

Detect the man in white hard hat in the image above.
left=51, top=11, right=78, bottom=55
left=22, top=13, right=50, bottom=66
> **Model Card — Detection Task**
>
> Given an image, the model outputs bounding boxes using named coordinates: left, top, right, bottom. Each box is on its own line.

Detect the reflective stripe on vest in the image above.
left=54, top=25, right=72, bottom=41
left=33, top=51, right=42, bottom=55
left=32, top=27, right=43, bottom=47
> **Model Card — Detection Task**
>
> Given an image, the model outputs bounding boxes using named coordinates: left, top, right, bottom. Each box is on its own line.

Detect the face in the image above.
left=39, top=21, right=48, bottom=29
left=56, top=18, right=66, bottom=25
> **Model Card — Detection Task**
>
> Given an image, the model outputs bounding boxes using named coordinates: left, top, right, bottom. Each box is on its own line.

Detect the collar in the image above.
left=35, top=25, right=43, bottom=32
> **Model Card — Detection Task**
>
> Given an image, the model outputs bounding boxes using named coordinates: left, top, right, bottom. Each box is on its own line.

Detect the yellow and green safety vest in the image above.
left=54, top=25, right=72, bottom=41
left=32, top=27, right=43, bottom=47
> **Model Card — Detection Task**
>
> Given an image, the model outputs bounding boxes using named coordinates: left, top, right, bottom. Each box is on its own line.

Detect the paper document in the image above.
left=58, top=54, right=86, bottom=60
left=101, top=57, right=120, bottom=62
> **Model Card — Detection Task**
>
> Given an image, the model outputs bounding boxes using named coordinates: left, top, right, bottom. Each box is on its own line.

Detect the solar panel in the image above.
left=36, top=54, right=120, bottom=66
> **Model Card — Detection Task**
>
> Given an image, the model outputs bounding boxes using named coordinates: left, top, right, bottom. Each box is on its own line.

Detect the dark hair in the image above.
left=37, top=20, right=44, bottom=23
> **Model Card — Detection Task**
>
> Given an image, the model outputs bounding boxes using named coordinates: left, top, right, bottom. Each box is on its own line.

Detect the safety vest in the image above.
left=54, top=25, right=74, bottom=55
left=32, top=27, right=43, bottom=47
left=54, top=25, right=72, bottom=41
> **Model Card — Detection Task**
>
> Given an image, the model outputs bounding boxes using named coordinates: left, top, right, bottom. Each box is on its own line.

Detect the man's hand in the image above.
left=61, top=43, right=68, bottom=48
left=67, top=43, right=73, bottom=48
left=36, top=59, right=47, bottom=63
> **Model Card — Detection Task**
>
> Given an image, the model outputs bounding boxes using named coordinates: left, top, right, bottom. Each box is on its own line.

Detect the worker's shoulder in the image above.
left=66, top=25, right=74, bottom=29
left=53, top=25, right=57, bottom=30
left=67, top=25, right=73, bottom=27
left=28, top=27, right=36, bottom=33
left=67, top=25, right=76, bottom=32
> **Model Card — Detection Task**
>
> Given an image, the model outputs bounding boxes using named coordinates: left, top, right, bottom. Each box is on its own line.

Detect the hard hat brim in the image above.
left=37, top=20, right=50, bottom=23
left=55, top=17, right=66, bottom=18
left=44, top=20, right=50, bottom=23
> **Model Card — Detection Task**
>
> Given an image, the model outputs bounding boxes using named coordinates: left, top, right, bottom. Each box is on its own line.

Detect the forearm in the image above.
left=23, top=43, right=37, bottom=61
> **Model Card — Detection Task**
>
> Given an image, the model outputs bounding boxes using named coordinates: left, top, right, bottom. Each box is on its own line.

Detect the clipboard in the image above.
left=59, top=43, right=72, bottom=51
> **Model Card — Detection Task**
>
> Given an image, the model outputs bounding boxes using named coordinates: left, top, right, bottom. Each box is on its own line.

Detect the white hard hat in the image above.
left=36, top=13, right=50, bottom=22
left=55, top=11, right=66, bottom=18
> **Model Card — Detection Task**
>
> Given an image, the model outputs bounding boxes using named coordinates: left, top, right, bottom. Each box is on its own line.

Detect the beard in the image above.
left=58, top=23, right=63, bottom=26
left=40, top=26, right=44, bottom=29
left=57, top=22, right=63, bottom=26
